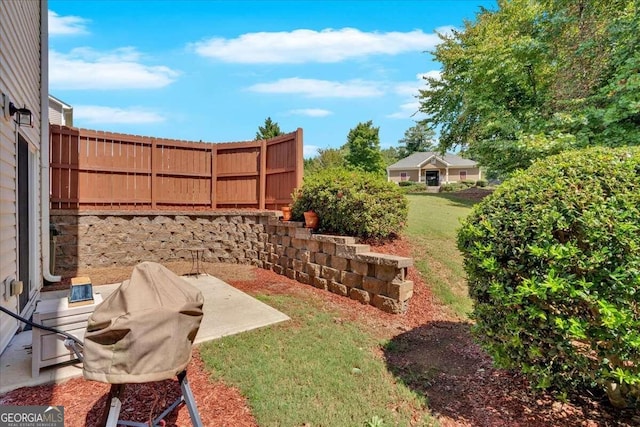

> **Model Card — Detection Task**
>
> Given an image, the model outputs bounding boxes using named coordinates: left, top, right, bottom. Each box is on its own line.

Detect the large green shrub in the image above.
left=291, top=168, right=407, bottom=241
left=440, top=183, right=466, bottom=192
left=457, top=146, right=640, bottom=408
left=397, top=182, right=427, bottom=194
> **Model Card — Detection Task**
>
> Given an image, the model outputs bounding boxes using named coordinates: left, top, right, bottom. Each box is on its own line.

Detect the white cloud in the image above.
left=248, top=78, right=383, bottom=98
left=394, top=71, right=441, bottom=96
left=394, top=82, right=421, bottom=97
left=192, top=28, right=441, bottom=64
left=49, top=10, right=89, bottom=35
left=50, top=48, right=179, bottom=90
left=388, top=71, right=440, bottom=119
left=387, top=101, right=424, bottom=120
left=287, top=109, right=333, bottom=117
left=434, top=25, right=457, bottom=37
left=303, top=144, right=320, bottom=158
left=418, top=70, right=442, bottom=82
left=74, top=105, right=166, bottom=124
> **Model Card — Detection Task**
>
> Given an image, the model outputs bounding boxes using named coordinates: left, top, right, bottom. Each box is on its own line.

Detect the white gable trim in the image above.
left=417, top=154, right=451, bottom=168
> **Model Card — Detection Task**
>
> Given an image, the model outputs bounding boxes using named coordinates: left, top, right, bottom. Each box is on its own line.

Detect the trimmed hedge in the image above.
left=291, top=168, right=408, bottom=241
left=457, top=146, right=640, bottom=408
left=440, top=183, right=466, bottom=192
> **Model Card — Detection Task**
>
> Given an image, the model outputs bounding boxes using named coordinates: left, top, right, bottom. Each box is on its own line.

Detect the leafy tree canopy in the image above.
left=304, top=147, right=347, bottom=176
left=344, top=120, right=386, bottom=175
left=398, top=122, right=437, bottom=158
left=381, top=146, right=401, bottom=167
left=255, top=117, right=284, bottom=140
left=419, top=0, right=639, bottom=178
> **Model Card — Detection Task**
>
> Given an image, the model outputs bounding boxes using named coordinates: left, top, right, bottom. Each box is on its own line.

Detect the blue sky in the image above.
left=48, top=0, right=495, bottom=157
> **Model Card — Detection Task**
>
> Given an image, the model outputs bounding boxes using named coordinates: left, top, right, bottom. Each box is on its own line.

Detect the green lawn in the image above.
left=405, top=193, right=477, bottom=319
left=200, top=294, right=434, bottom=427
left=199, top=192, right=479, bottom=426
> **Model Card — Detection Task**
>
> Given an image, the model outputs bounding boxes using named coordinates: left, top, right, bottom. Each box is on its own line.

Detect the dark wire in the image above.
left=0, top=304, right=84, bottom=347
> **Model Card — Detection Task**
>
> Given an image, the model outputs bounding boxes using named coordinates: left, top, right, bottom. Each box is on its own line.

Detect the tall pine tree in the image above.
left=255, top=117, right=284, bottom=140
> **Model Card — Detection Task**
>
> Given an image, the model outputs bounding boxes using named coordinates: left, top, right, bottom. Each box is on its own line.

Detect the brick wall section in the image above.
left=50, top=211, right=414, bottom=314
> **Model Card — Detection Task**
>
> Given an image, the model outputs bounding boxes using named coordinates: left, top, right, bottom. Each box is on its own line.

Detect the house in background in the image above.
left=387, top=152, right=481, bottom=187
left=48, top=95, right=73, bottom=126
left=0, top=0, right=59, bottom=354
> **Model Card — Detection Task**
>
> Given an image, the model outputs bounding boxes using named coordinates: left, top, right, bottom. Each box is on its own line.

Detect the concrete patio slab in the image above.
left=0, top=274, right=289, bottom=394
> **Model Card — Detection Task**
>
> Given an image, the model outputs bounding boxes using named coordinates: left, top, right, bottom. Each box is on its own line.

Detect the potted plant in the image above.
left=303, top=210, right=318, bottom=229
left=290, top=187, right=319, bottom=229
left=281, top=205, right=292, bottom=221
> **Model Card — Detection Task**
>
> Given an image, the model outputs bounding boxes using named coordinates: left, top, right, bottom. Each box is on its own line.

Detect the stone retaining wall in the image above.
left=50, top=211, right=414, bottom=313
left=263, top=219, right=413, bottom=313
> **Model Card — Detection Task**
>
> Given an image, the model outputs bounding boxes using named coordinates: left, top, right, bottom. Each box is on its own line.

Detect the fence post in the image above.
left=295, top=128, right=304, bottom=189
left=210, top=145, right=217, bottom=209
left=259, top=139, right=267, bottom=210
left=151, top=138, right=157, bottom=209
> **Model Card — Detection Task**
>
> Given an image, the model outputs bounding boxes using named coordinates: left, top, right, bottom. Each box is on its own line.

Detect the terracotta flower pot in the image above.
left=303, top=210, right=319, bottom=229
left=281, top=206, right=292, bottom=221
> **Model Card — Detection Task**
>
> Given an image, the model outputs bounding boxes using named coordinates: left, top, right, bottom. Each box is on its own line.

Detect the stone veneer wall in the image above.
left=50, top=211, right=414, bottom=313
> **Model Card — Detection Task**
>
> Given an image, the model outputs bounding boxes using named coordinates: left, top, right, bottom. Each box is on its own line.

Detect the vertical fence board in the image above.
left=49, top=126, right=302, bottom=210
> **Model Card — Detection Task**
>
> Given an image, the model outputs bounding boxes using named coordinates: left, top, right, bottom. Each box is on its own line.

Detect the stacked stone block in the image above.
left=261, top=219, right=414, bottom=314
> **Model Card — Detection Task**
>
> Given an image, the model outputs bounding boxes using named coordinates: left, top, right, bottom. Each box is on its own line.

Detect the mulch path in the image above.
left=1, top=237, right=638, bottom=426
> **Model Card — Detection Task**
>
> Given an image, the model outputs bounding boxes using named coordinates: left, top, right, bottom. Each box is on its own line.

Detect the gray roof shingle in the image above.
left=387, top=152, right=477, bottom=169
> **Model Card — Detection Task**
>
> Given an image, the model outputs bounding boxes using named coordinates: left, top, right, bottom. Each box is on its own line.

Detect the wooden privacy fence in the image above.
left=50, top=125, right=303, bottom=211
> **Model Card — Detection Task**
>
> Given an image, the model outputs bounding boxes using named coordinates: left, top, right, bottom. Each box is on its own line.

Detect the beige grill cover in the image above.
left=82, top=262, right=204, bottom=384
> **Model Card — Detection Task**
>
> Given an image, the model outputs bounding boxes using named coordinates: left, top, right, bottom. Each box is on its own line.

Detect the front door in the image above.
left=17, top=134, right=31, bottom=313
left=425, top=170, right=439, bottom=186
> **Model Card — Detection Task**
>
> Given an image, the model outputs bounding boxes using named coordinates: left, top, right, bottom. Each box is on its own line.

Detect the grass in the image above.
left=199, top=293, right=434, bottom=427
left=199, top=192, right=480, bottom=425
left=405, top=193, right=478, bottom=319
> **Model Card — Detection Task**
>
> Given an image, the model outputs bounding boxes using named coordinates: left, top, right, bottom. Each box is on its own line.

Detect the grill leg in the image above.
left=102, top=384, right=125, bottom=427
left=178, top=371, right=203, bottom=427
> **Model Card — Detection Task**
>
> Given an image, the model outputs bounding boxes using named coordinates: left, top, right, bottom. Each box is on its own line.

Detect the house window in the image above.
left=400, top=172, right=408, bottom=181
left=459, top=170, right=467, bottom=181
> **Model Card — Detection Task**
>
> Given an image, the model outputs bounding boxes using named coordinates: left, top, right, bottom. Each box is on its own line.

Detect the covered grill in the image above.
left=83, top=262, right=205, bottom=426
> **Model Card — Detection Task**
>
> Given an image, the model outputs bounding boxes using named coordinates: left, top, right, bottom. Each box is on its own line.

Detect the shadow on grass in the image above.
left=383, top=321, right=637, bottom=427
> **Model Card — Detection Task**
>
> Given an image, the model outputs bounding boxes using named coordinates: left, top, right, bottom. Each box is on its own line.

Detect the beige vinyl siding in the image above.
left=425, top=166, right=481, bottom=183
left=49, top=101, right=63, bottom=125
left=455, top=167, right=481, bottom=182
left=0, top=0, right=43, bottom=353
left=388, top=169, right=420, bottom=183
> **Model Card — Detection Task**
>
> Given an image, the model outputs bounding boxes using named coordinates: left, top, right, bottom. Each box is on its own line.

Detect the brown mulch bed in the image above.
left=2, top=239, right=639, bottom=426
left=0, top=352, right=257, bottom=427
left=448, top=187, right=494, bottom=201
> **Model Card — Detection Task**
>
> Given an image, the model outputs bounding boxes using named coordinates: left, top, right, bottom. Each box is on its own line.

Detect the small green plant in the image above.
left=364, top=415, right=385, bottom=427
left=398, top=180, right=415, bottom=187
left=460, top=179, right=476, bottom=187
left=291, top=167, right=408, bottom=241
left=458, top=146, right=640, bottom=408
left=476, top=179, right=487, bottom=187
